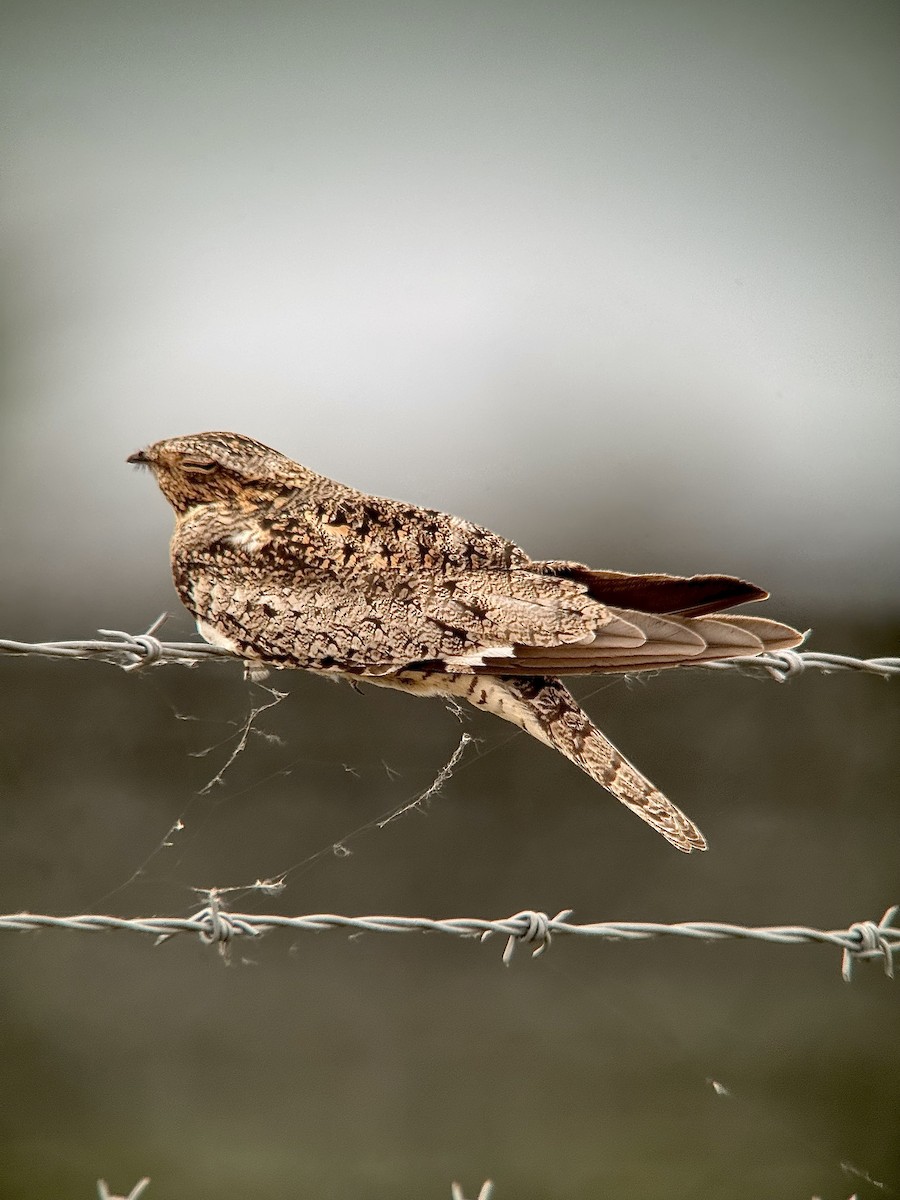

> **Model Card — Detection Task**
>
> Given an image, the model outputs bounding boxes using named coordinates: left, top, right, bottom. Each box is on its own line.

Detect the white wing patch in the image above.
left=446, top=645, right=516, bottom=668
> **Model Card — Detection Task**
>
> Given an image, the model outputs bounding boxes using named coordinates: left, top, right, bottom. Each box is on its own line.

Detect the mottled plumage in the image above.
left=128, top=431, right=803, bottom=852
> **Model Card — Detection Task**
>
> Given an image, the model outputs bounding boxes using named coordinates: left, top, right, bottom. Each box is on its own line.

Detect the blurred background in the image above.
left=1, top=1, right=898, bottom=1197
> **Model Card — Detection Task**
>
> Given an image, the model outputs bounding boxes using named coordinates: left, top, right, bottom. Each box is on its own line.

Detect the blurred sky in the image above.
left=2, top=0, right=898, bottom=623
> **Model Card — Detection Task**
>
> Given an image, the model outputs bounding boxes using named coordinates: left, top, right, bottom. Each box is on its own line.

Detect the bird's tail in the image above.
left=462, top=674, right=707, bottom=853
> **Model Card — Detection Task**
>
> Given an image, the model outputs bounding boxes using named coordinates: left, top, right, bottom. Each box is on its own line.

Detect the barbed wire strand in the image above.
left=4, top=897, right=896, bottom=982
left=1, top=620, right=897, bottom=681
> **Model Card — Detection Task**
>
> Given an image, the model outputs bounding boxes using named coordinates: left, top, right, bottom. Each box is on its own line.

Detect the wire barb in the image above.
left=451, top=1182, right=494, bottom=1200
left=97, top=1179, right=150, bottom=1200
left=191, top=889, right=263, bottom=960
left=4, top=907, right=897, bottom=980
left=94, top=614, right=171, bottom=671
left=487, top=908, right=575, bottom=965
left=840, top=906, right=898, bottom=982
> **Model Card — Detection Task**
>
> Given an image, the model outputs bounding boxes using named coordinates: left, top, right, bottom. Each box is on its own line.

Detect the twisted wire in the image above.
left=1, top=622, right=897, bottom=680
left=3, top=903, right=896, bottom=981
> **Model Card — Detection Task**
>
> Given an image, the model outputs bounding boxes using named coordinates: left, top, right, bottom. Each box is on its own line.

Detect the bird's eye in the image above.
left=182, top=458, right=219, bottom=475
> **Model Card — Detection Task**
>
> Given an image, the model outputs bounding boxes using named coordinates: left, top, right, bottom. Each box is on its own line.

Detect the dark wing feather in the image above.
left=536, top=563, right=768, bottom=617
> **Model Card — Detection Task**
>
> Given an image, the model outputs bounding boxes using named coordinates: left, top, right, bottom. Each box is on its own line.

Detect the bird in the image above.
left=128, top=431, right=803, bottom=853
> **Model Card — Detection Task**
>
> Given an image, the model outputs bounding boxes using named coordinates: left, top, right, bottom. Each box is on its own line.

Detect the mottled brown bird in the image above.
left=128, top=431, right=803, bottom=852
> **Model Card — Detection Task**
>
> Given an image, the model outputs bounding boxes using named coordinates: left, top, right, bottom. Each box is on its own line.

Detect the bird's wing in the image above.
left=432, top=566, right=803, bottom=675
left=189, top=555, right=800, bottom=675
left=187, top=562, right=620, bottom=674
left=182, top=484, right=801, bottom=674
left=177, top=489, right=529, bottom=672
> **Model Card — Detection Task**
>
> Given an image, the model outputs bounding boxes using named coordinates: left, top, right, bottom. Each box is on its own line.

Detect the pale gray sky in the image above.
left=2, top=0, right=898, bottom=623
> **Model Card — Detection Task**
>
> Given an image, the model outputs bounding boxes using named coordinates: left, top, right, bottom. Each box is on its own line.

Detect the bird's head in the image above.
left=127, top=432, right=304, bottom=513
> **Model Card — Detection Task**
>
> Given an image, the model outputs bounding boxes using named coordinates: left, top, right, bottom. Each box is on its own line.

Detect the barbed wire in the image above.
left=3, top=899, right=896, bottom=982
left=4, top=627, right=896, bottom=984
left=1, top=620, right=897, bottom=681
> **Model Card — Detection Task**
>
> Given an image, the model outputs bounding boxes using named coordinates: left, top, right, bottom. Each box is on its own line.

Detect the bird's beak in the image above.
left=127, top=448, right=150, bottom=465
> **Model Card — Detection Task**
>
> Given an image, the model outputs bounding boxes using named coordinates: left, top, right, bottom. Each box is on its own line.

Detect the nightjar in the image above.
left=129, top=431, right=803, bottom=852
